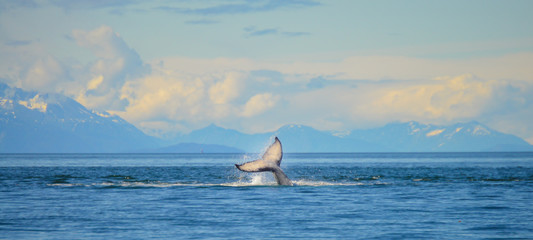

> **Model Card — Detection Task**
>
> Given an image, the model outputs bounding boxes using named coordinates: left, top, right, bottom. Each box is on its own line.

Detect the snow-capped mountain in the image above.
left=345, top=121, right=533, bottom=152
left=0, top=83, right=159, bottom=153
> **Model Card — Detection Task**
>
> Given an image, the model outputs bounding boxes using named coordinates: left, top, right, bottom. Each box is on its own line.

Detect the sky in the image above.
left=1, top=0, right=533, bottom=143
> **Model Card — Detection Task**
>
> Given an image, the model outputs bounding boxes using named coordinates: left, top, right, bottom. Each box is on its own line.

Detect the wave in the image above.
left=47, top=180, right=370, bottom=188
left=46, top=174, right=372, bottom=188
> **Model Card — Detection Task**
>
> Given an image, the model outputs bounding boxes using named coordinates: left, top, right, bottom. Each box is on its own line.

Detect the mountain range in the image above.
left=1, top=83, right=532, bottom=153
left=173, top=122, right=533, bottom=153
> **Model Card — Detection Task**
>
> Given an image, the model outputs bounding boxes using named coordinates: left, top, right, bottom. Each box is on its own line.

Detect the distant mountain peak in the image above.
left=278, top=124, right=311, bottom=131
left=0, top=84, right=158, bottom=153
left=205, top=123, right=226, bottom=129
left=198, top=123, right=243, bottom=134
left=470, top=125, right=491, bottom=136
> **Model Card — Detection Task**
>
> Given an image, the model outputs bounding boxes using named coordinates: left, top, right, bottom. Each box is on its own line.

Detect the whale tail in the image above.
left=235, top=137, right=292, bottom=186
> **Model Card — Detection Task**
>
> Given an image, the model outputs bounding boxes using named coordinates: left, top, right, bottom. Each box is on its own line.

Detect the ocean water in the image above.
left=1, top=152, right=532, bottom=239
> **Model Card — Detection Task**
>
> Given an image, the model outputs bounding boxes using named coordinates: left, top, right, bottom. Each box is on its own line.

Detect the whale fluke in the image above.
left=235, top=137, right=293, bottom=186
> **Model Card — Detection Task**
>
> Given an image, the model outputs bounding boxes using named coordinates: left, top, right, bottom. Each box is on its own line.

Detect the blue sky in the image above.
left=1, top=0, right=533, bottom=143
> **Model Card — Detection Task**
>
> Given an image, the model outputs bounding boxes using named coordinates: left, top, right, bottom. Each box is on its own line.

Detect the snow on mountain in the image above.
left=17, top=94, right=48, bottom=112
left=346, top=121, right=533, bottom=152
left=0, top=83, right=159, bottom=153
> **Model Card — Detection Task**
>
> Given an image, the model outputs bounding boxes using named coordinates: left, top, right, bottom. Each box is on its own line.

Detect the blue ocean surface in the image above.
left=1, top=152, right=532, bottom=239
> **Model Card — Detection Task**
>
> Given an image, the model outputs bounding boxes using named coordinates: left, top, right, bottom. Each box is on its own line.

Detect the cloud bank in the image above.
left=117, top=51, right=533, bottom=141
left=2, top=25, right=532, bottom=143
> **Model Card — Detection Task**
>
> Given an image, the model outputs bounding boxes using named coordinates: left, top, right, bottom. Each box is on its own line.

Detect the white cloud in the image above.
left=21, top=56, right=68, bottom=92
left=72, top=25, right=136, bottom=60
left=209, top=72, right=244, bottom=104
left=241, top=93, right=279, bottom=117
left=71, top=25, right=149, bottom=111
left=87, top=75, right=104, bottom=90
left=152, top=53, right=533, bottom=89
left=341, top=74, right=496, bottom=125
left=118, top=73, right=204, bottom=122
left=272, top=53, right=533, bottom=82
left=114, top=70, right=237, bottom=134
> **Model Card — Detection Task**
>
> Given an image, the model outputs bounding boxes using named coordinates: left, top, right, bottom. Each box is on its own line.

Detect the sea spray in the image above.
left=250, top=172, right=276, bottom=185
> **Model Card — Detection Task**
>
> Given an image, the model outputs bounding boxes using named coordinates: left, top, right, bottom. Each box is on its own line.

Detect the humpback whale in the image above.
left=235, top=137, right=293, bottom=186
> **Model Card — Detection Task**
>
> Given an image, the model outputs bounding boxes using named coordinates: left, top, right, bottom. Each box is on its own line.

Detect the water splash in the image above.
left=292, top=180, right=366, bottom=186
left=250, top=173, right=276, bottom=185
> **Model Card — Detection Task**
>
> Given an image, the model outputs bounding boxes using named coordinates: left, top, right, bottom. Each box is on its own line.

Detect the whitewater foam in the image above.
left=47, top=179, right=377, bottom=188
left=46, top=169, right=381, bottom=188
